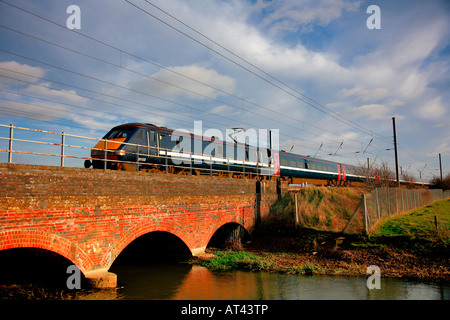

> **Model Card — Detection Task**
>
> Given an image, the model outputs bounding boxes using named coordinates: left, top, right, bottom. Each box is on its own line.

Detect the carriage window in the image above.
left=281, top=159, right=288, bottom=166
left=298, top=161, right=304, bottom=168
left=289, top=160, right=296, bottom=167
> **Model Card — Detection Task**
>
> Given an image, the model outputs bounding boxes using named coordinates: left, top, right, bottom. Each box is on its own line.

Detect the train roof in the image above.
left=279, top=150, right=357, bottom=168
left=112, top=123, right=172, bottom=132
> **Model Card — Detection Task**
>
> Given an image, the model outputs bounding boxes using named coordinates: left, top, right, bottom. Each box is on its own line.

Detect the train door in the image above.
left=342, top=165, right=347, bottom=181
left=337, top=164, right=341, bottom=181
left=148, top=130, right=158, bottom=157
left=273, top=152, right=280, bottom=176
left=130, top=129, right=148, bottom=163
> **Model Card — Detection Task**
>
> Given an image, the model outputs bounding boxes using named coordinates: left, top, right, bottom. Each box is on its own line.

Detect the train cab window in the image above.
left=105, top=128, right=135, bottom=139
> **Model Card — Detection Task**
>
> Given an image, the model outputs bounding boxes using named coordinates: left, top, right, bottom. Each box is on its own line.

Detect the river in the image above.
left=107, top=262, right=449, bottom=300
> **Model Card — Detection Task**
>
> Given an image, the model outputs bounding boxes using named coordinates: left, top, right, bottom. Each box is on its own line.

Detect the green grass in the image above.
left=200, top=250, right=321, bottom=275
left=372, top=199, right=450, bottom=244
left=200, top=251, right=267, bottom=271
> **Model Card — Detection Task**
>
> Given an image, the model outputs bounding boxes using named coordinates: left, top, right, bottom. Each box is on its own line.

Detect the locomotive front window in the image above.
left=105, top=128, right=135, bottom=139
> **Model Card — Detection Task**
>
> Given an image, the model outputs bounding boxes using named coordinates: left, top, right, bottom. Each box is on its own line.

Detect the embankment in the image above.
left=202, top=191, right=450, bottom=282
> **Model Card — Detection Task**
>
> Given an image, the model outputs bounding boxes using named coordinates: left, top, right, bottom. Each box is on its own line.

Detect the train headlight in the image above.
left=115, top=149, right=125, bottom=156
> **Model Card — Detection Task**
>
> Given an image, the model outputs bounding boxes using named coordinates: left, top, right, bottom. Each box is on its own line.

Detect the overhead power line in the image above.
left=0, top=0, right=430, bottom=168
left=125, top=0, right=381, bottom=138
left=0, top=0, right=363, bottom=146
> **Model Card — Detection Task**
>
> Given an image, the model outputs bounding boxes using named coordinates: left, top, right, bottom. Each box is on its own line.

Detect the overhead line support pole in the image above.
left=392, top=117, right=400, bottom=187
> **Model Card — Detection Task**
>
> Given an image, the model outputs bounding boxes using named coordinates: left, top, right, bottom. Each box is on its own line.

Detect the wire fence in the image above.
left=364, top=188, right=449, bottom=231
left=343, top=187, right=449, bottom=234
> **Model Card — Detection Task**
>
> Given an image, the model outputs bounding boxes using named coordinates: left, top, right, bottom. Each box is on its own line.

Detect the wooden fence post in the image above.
left=342, top=196, right=363, bottom=233
left=294, top=192, right=299, bottom=229
left=362, top=194, right=368, bottom=235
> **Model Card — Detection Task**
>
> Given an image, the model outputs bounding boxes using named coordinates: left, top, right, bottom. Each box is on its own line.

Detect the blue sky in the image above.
left=0, top=0, right=449, bottom=180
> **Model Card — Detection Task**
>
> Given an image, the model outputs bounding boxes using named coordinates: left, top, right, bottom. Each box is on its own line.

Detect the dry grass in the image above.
left=260, top=187, right=364, bottom=234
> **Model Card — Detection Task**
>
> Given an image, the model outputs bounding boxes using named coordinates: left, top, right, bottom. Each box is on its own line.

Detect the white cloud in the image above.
left=338, top=86, right=390, bottom=102
left=131, top=64, right=235, bottom=100
left=350, top=104, right=391, bottom=120
left=209, top=105, right=238, bottom=116
left=416, top=97, right=446, bottom=120
left=0, top=61, right=46, bottom=88
left=253, top=0, right=363, bottom=34
left=23, top=83, right=89, bottom=105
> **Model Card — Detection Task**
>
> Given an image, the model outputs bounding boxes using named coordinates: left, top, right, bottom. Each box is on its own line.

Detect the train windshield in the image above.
left=104, top=128, right=135, bottom=139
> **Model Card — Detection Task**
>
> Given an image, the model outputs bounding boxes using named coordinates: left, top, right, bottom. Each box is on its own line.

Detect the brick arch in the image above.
left=204, top=216, right=249, bottom=248
left=0, top=230, right=93, bottom=274
left=113, top=221, right=193, bottom=263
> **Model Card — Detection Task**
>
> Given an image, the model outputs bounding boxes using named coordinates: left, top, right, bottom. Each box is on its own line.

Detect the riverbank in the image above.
left=199, top=198, right=450, bottom=282
left=199, top=230, right=449, bottom=281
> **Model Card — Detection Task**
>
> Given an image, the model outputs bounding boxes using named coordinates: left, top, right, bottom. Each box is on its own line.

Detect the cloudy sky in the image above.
left=0, top=0, right=449, bottom=180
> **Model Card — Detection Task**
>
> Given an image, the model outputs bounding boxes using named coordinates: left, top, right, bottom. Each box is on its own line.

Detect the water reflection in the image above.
left=110, top=263, right=449, bottom=300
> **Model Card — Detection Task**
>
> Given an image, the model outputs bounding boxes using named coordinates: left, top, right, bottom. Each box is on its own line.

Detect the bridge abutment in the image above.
left=85, top=269, right=117, bottom=289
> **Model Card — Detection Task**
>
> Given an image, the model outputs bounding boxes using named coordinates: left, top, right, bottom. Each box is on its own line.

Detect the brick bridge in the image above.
left=0, top=163, right=280, bottom=287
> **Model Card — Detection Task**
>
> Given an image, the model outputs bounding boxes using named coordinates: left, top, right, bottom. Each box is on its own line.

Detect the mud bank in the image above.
left=202, top=230, right=449, bottom=282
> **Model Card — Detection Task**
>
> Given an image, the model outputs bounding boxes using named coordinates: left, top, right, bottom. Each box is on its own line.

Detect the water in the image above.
left=109, top=263, right=450, bottom=300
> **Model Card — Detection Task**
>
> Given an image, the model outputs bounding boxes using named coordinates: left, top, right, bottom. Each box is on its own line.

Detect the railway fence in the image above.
left=0, top=123, right=274, bottom=179
left=343, top=187, right=450, bottom=234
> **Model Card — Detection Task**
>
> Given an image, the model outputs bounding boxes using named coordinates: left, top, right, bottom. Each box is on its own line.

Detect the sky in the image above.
left=0, top=0, right=449, bottom=180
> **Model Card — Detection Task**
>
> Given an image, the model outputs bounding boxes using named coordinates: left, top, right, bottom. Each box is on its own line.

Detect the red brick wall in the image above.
left=0, top=163, right=277, bottom=273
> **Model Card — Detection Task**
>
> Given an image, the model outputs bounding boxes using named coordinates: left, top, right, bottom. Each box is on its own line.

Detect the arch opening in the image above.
left=0, top=248, right=89, bottom=295
left=206, top=223, right=249, bottom=250
left=112, top=231, right=192, bottom=266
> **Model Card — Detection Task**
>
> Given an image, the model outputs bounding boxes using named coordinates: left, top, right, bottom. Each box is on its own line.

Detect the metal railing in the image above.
left=0, top=124, right=274, bottom=179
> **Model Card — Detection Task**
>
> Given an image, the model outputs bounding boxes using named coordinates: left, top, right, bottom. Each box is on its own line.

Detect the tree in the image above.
left=354, top=160, right=397, bottom=189
left=430, top=174, right=450, bottom=190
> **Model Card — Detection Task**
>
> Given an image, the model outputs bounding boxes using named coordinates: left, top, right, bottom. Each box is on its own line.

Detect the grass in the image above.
left=200, top=251, right=273, bottom=272
left=371, top=198, right=450, bottom=245
left=259, top=187, right=363, bottom=234
left=200, top=250, right=322, bottom=275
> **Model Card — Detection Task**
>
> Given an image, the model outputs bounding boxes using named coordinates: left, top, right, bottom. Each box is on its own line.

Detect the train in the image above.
left=84, top=122, right=364, bottom=186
